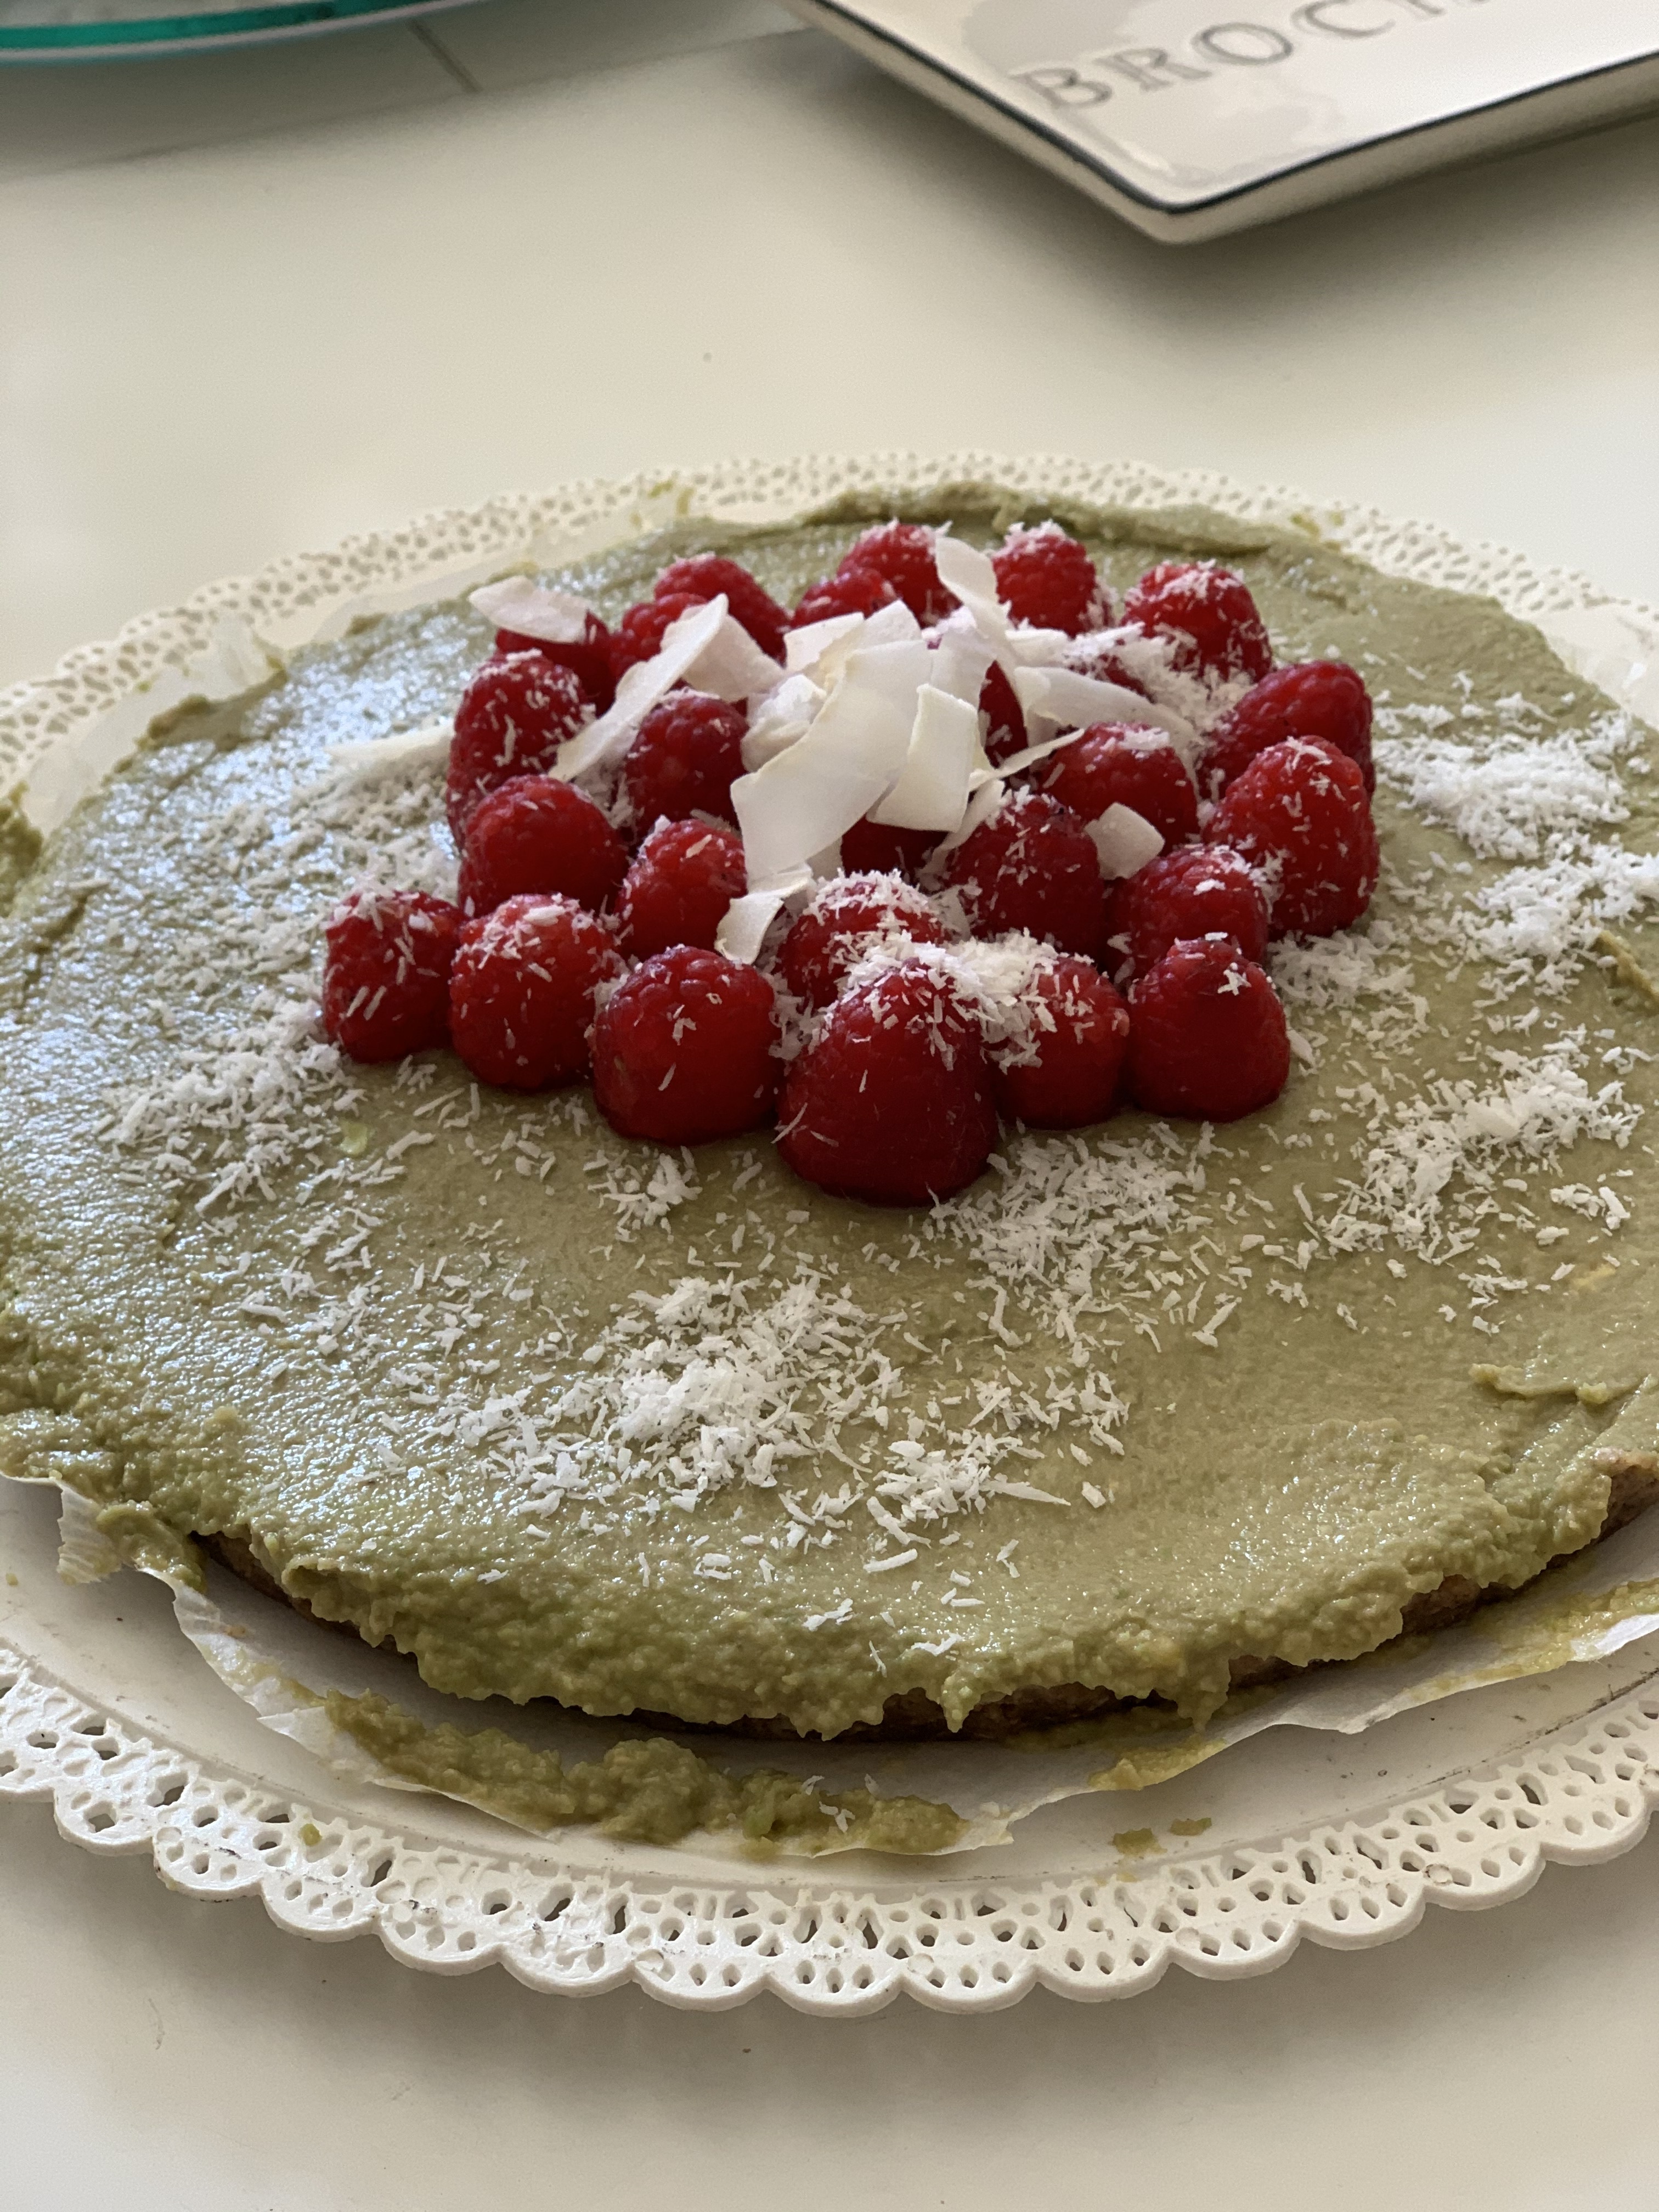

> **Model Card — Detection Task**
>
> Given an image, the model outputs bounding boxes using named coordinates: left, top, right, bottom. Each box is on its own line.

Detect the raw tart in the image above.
left=4, top=488, right=1659, bottom=1750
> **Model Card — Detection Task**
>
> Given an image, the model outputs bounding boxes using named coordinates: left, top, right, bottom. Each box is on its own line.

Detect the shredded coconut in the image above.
left=1319, top=1035, right=1638, bottom=1262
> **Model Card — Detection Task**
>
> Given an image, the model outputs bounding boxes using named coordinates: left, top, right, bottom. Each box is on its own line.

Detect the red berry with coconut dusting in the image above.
left=492, top=612, right=616, bottom=713
left=979, top=662, right=1028, bottom=766
left=593, top=947, right=779, bottom=1145
left=655, top=556, right=788, bottom=662
left=940, top=788, right=1110, bottom=962
left=448, top=894, right=622, bottom=1091
left=447, top=653, right=591, bottom=843
left=322, top=887, right=462, bottom=1063
left=623, top=691, right=746, bottom=830
left=1127, top=936, right=1290, bottom=1122
left=616, top=820, right=746, bottom=958
left=778, top=962, right=997, bottom=1205
left=838, top=522, right=952, bottom=624
left=994, top=956, right=1130, bottom=1128
left=793, top=562, right=897, bottom=628
left=779, top=874, right=950, bottom=1009
left=838, top=816, right=940, bottom=881
left=1206, top=736, right=1378, bottom=938
left=456, top=775, right=628, bottom=918
left=1122, top=562, right=1273, bottom=684
left=608, top=592, right=706, bottom=680
left=1065, top=633, right=1152, bottom=699
left=1201, top=660, right=1375, bottom=797
left=1104, top=844, right=1269, bottom=984
left=991, top=523, right=1105, bottom=635
left=1040, top=725, right=1199, bottom=847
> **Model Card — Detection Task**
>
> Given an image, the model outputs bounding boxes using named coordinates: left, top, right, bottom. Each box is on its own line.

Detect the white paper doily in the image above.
left=4, top=451, right=1659, bottom=2013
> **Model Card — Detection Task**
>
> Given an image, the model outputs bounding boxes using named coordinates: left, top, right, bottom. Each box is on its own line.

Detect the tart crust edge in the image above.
left=199, top=1452, right=1659, bottom=1744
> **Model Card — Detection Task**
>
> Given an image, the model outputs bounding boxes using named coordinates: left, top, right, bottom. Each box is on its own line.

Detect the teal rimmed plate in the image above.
left=0, top=0, right=475, bottom=57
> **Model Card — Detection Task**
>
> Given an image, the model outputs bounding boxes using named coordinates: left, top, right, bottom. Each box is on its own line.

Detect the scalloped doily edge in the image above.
left=5, top=1632, right=1659, bottom=2014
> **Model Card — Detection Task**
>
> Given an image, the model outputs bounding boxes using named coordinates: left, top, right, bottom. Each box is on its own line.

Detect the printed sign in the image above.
left=791, top=0, right=1659, bottom=235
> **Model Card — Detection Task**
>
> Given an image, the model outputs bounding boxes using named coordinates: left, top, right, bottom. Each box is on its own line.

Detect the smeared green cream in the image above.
left=325, top=1689, right=965, bottom=1853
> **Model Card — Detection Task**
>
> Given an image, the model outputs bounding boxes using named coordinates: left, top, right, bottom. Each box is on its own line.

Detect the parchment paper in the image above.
left=32, top=1475, right=1659, bottom=1858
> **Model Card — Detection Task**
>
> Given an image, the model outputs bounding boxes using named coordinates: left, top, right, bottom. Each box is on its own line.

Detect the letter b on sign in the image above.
left=1014, top=64, right=1114, bottom=108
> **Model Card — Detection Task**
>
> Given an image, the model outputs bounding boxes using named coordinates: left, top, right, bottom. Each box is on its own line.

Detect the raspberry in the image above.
left=447, top=653, right=591, bottom=843
left=838, top=522, right=952, bottom=624
left=609, top=592, right=707, bottom=680
left=838, top=817, right=939, bottom=880
left=1205, top=736, right=1378, bottom=938
left=778, top=875, right=948, bottom=1009
left=939, top=788, right=1109, bottom=961
left=1104, top=844, right=1268, bottom=985
left=1127, top=937, right=1290, bottom=1122
left=492, top=611, right=616, bottom=712
left=593, top=947, right=778, bottom=1146
left=1200, top=659, right=1375, bottom=797
left=623, top=690, right=746, bottom=830
left=1064, top=634, right=1151, bottom=698
left=321, top=887, right=462, bottom=1063
left=1039, top=725, right=1198, bottom=846
left=792, top=561, right=898, bottom=628
left=1122, top=562, right=1273, bottom=683
left=991, top=523, right=1105, bottom=635
left=777, top=962, right=997, bottom=1205
left=994, top=956, right=1129, bottom=1128
left=979, top=662, right=1028, bottom=766
left=456, top=776, right=628, bottom=918
left=448, top=894, right=622, bottom=1091
left=616, top=820, right=746, bottom=958
left=654, top=556, right=788, bottom=662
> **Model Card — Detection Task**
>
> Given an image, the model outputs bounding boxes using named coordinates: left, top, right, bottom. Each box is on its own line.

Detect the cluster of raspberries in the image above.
left=321, top=523, right=1379, bottom=1206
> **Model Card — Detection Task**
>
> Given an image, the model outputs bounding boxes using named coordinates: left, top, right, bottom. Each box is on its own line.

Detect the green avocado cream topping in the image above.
left=4, top=489, right=1658, bottom=1759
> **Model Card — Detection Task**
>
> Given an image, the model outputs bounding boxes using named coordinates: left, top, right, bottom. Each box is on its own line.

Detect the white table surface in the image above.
left=2, top=6, right=1658, bottom=2204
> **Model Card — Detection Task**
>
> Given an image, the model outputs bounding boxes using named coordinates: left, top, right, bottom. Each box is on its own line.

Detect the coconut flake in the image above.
left=469, top=578, right=595, bottom=645
left=732, top=641, right=927, bottom=889
left=554, top=596, right=730, bottom=781
left=928, top=622, right=997, bottom=706
left=855, top=599, right=923, bottom=647
left=326, top=720, right=453, bottom=782
left=680, top=612, right=785, bottom=703
left=742, top=673, right=825, bottom=771
left=933, top=534, right=1007, bottom=640
left=926, top=774, right=1007, bottom=868
left=1087, top=803, right=1164, bottom=881
left=716, top=885, right=800, bottom=965
left=785, top=612, right=864, bottom=675
left=788, top=599, right=921, bottom=682
left=870, top=685, right=981, bottom=833
left=1011, top=664, right=1188, bottom=748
